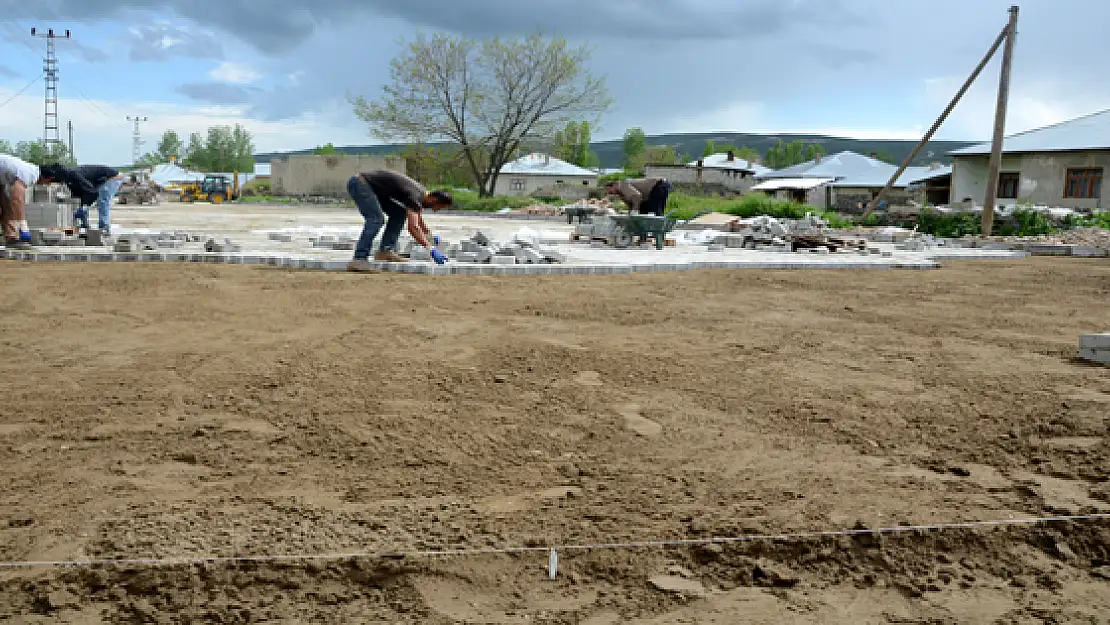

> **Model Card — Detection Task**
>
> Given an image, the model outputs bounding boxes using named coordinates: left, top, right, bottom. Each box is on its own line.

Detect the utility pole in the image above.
left=127, top=115, right=148, bottom=166
left=68, top=120, right=74, bottom=164
left=30, top=26, right=70, bottom=159
left=981, top=5, right=1019, bottom=237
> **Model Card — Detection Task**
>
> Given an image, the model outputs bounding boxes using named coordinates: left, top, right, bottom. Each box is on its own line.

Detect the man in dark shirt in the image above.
left=345, top=169, right=453, bottom=272
left=40, top=163, right=124, bottom=234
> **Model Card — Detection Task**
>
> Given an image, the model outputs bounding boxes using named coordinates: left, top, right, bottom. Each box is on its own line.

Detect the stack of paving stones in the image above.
left=405, top=229, right=565, bottom=265
left=1079, top=333, right=1110, bottom=365
left=309, top=235, right=358, bottom=250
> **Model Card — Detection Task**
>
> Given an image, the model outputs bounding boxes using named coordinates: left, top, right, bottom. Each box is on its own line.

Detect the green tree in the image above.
left=765, top=139, right=823, bottom=169
left=622, top=127, right=646, bottom=170
left=0, top=140, right=72, bottom=165
left=400, top=143, right=478, bottom=187
left=737, top=145, right=761, bottom=163
left=156, top=130, right=183, bottom=162
left=804, top=143, right=826, bottom=161
left=313, top=143, right=341, bottom=155
left=553, top=121, right=599, bottom=168
left=181, top=125, right=255, bottom=172
left=352, top=31, right=610, bottom=197
left=701, top=139, right=716, bottom=158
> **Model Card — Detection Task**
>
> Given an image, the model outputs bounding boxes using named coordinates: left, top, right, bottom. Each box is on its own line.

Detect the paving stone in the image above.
left=157, top=239, right=185, bottom=248
left=1079, top=347, right=1110, bottom=365
left=490, top=255, right=516, bottom=265
left=30, top=229, right=46, bottom=246
left=707, top=244, right=724, bottom=252
left=268, top=233, right=294, bottom=242
left=1080, top=333, right=1110, bottom=349
left=410, top=246, right=431, bottom=261
left=330, top=241, right=355, bottom=250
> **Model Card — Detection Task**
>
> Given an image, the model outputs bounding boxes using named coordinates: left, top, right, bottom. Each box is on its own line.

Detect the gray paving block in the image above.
left=1080, top=333, right=1110, bottom=349
left=268, top=233, right=294, bottom=242
left=490, top=255, right=516, bottom=265
left=117, top=253, right=141, bottom=262
left=1079, top=347, right=1110, bottom=364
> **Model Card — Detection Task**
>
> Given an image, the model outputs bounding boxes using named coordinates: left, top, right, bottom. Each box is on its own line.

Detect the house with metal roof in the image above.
left=494, top=153, right=599, bottom=197
left=751, top=151, right=946, bottom=212
left=644, top=150, right=772, bottom=194
left=948, top=108, right=1109, bottom=210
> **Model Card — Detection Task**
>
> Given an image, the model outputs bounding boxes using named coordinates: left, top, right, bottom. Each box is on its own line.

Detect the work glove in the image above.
left=432, top=234, right=441, bottom=245
left=430, top=248, right=448, bottom=265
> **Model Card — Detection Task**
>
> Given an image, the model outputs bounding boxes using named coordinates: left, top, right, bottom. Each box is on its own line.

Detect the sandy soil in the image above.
left=0, top=257, right=1108, bottom=623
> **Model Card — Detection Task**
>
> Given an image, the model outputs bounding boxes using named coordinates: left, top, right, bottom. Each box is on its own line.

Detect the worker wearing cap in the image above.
left=0, top=154, right=57, bottom=249
left=604, top=177, right=673, bottom=216
left=40, top=163, right=124, bottom=235
left=345, top=169, right=453, bottom=272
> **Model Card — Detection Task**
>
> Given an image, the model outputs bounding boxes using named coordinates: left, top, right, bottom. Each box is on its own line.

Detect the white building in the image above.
left=644, top=150, right=773, bottom=193
left=948, top=108, right=1109, bottom=211
left=752, top=151, right=943, bottom=212
left=494, top=153, right=599, bottom=197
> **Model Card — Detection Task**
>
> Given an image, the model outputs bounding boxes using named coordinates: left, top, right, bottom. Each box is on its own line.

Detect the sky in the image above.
left=1, top=0, right=1108, bottom=166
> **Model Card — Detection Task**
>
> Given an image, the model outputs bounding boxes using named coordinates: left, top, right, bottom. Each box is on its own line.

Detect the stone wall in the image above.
left=644, top=165, right=758, bottom=193
left=270, top=155, right=407, bottom=197
left=828, top=187, right=917, bottom=213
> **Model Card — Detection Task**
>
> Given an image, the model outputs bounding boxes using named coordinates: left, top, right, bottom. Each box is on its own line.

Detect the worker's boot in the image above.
left=374, top=250, right=406, bottom=262
left=346, top=259, right=380, bottom=273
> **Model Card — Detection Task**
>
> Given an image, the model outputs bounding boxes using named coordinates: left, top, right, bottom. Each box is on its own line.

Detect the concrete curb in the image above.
left=0, top=247, right=942, bottom=273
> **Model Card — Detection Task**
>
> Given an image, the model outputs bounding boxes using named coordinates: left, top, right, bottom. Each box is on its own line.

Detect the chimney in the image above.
left=696, top=159, right=704, bottom=169
left=870, top=152, right=878, bottom=159
left=726, top=150, right=735, bottom=162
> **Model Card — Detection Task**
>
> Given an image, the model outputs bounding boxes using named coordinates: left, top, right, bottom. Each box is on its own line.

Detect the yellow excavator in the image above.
left=180, top=172, right=241, bottom=203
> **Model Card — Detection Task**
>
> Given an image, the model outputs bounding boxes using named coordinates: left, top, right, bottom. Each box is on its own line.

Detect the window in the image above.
left=998, top=172, right=1020, bottom=199
left=1064, top=168, right=1102, bottom=199
left=510, top=179, right=524, bottom=191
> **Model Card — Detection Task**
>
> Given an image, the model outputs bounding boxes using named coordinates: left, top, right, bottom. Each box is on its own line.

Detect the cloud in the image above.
left=124, top=23, right=225, bottom=61
left=921, top=75, right=1110, bottom=141
left=208, top=61, right=260, bottom=84
left=0, top=82, right=367, bottom=165
left=175, top=82, right=260, bottom=105
left=0, top=65, right=19, bottom=79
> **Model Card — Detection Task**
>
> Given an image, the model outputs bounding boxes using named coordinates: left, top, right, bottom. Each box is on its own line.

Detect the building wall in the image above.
left=493, top=174, right=597, bottom=197
left=952, top=150, right=1109, bottom=210
left=270, top=154, right=406, bottom=197
left=828, top=187, right=917, bottom=213
left=644, top=164, right=757, bottom=193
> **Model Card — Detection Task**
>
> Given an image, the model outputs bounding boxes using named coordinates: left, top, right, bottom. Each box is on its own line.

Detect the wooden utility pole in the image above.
left=863, top=13, right=1013, bottom=220
left=981, top=5, right=1019, bottom=237
left=67, top=120, right=74, bottom=163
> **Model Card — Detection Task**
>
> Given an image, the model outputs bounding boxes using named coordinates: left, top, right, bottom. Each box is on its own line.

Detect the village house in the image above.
left=494, top=153, right=599, bottom=198
left=644, top=150, right=773, bottom=194
left=948, top=108, right=1108, bottom=211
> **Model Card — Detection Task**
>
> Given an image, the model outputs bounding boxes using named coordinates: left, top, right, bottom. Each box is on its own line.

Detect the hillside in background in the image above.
left=254, top=132, right=977, bottom=169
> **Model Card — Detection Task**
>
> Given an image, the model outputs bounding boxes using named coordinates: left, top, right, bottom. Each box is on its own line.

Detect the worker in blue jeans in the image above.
left=345, top=170, right=453, bottom=272
left=40, top=163, right=123, bottom=235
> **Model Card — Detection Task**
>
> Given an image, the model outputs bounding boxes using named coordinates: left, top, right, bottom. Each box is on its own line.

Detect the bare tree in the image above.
left=351, top=31, right=611, bottom=196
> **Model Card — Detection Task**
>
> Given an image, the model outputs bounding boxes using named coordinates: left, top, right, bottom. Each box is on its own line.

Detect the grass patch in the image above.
left=665, top=192, right=851, bottom=228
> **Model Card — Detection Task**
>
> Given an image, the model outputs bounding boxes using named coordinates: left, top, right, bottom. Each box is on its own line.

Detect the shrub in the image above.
left=663, top=192, right=851, bottom=228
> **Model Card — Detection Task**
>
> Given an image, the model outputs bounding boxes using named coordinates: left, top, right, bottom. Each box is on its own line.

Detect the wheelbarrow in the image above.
left=564, top=205, right=598, bottom=224
left=608, top=209, right=713, bottom=250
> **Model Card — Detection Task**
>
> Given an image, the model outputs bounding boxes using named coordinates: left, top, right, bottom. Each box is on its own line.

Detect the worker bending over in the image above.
left=605, top=177, right=674, bottom=216
left=0, top=154, right=60, bottom=249
left=39, top=163, right=123, bottom=235
left=345, top=170, right=453, bottom=272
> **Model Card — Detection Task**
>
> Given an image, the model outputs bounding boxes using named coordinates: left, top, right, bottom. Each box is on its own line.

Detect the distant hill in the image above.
left=254, top=132, right=977, bottom=169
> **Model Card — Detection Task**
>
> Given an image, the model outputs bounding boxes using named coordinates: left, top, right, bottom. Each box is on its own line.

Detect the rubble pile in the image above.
left=710, top=214, right=868, bottom=252
left=969, top=227, right=1110, bottom=251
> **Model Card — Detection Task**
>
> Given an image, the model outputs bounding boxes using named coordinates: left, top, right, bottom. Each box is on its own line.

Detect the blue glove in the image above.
left=430, top=248, right=448, bottom=265
left=432, top=234, right=441, bottom=245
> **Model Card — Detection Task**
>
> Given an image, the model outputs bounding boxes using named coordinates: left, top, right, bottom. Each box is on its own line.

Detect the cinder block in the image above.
left=1080, top=333, right=1110, bottom=349
left=1079, top=348, right=1110, bottom=364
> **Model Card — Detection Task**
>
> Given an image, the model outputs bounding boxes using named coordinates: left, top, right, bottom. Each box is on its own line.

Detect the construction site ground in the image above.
left=1, top=237, right=1108, bottom=621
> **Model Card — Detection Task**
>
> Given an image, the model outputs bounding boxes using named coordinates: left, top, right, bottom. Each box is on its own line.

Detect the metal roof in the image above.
left=949, top=108, right=1110, bottom=156
left=499, top=153, right=599, bottom=176
left=686, top=153, right=774, bottom=176
left=752, top=177, right=835, bottom=191
left=758, top=151, right=943, bottom=188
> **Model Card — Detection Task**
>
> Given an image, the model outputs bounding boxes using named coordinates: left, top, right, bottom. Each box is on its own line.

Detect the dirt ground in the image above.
left=0, top=257, right=1108, bottom=624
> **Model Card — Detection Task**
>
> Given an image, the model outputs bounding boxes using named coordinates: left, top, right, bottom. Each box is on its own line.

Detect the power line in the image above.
left=0, top=73, right=42, bottom=111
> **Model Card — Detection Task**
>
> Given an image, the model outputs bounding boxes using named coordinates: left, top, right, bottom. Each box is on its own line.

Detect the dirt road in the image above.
left=0, top=258, right=1107, bottom=623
